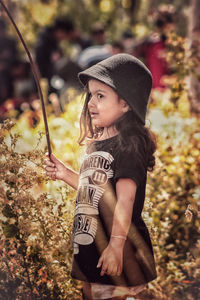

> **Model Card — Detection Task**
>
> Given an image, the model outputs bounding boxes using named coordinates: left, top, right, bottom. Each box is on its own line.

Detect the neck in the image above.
left=99, top=126, right=119, bottom=140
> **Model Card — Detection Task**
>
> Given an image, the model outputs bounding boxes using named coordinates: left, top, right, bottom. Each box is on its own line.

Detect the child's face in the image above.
left=87, top=79, right=129, bottom=130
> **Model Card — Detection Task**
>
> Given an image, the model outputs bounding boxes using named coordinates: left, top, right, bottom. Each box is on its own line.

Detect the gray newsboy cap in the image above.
left=78, top=53, right=152, bottom=125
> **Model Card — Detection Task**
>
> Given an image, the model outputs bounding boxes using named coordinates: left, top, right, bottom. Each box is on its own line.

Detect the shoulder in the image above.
left=116, top=134, right=146, bottom=161
left=113, top=145, right=147, bottom=187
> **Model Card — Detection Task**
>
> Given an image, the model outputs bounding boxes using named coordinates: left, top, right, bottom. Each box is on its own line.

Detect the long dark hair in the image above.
left=78, top=91, right=156, bottom=172
left=115, top=110, right=156, bottom=171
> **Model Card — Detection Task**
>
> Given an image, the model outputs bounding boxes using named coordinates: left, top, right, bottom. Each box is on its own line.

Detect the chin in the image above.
left=92, top=121, right=102, bottom=127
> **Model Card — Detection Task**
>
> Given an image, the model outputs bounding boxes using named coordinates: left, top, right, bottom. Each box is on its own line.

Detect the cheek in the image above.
left=97, top=100, right=112, bottom=110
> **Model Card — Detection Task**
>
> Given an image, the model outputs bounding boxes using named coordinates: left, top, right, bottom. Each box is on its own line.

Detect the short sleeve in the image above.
left=113, top=151, right=146, bottom=187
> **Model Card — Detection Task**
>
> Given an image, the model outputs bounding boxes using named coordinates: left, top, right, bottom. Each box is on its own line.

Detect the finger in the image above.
left=100, top=265, right=107, bottom=276
left=100, top=260, right=108, bottom=276
left=105, top=261, right=113, bottom=276
left=45, top=153, right=59, bottom=164
left=106, top=266, right=113, bottom=276
left=109, top=265, right=117, bottom=276
left=45, top=166, right=56, bottom=172
left=117, top=264, right=122, bottom=276
left=110, top=263, right=118, bottom=276
left=46, top=171, right=56, bottom=178
left=52, top=175, right=56, bottom=181
left=97, top=256, right=103, bottom=268
left=44, top=159, right=55, bottom=167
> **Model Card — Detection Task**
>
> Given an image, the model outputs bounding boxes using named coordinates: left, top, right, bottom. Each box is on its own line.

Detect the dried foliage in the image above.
left=0, top=108, right=82, bottom=299
left=143, top=88, right=200, bottom=299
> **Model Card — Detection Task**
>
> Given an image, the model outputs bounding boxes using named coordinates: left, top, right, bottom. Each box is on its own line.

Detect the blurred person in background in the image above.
left=134, top=6, right=176, bottom=88
left=0, top=18, right=19, bottom=104
left=90, top=22, right=106, bottom=46
left=77, top=21, right=125, bottom=70
left=35, top=16, right=90, bottom=95
left=121, top=29, right=136, bottom=55
left=111, top=40, right=124, bottom=55
left=77, top=40, right=124, bottom=70
left=77, top=45, right=111, bottom=70
left=35, top=17, right=76, bottom=86
left=0, top=59, right=37, bottom=122
left=77, top=22, right=108, bottom=70
left=0, top=19, right=39, bottom=122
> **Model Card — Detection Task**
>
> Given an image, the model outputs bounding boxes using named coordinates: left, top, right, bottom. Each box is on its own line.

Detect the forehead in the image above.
left=88, top=79, right=114, bottom=93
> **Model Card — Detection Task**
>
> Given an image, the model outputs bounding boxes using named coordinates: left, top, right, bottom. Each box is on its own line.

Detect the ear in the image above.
left=120, top=99, right=130, bottom=113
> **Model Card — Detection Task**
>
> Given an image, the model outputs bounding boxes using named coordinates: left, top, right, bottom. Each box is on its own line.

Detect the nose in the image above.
left=88, top=95, right=96, bottom=108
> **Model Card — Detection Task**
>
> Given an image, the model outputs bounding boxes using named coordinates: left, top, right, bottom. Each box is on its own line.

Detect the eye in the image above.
left=97, top=93, right=103, bottom=100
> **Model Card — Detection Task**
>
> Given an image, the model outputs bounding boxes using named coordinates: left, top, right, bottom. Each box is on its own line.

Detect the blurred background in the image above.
left=0, top=0, right=199, bottom=299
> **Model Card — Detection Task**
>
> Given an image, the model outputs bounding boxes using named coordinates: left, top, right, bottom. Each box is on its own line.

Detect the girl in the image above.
left=45, top=53, right=157, bottom=300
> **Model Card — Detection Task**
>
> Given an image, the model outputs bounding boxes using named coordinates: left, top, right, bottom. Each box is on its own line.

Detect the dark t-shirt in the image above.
left=71, top=135, right=157, bottom=286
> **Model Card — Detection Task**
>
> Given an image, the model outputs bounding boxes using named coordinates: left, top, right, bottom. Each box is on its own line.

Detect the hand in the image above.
left=44, top=153, right=67, bottom=181
left=97, top=241, right=123, bottom=277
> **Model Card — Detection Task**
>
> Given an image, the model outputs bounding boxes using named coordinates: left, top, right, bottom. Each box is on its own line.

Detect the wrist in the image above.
left=61, top=169, right=69, bottom=182
left=109, top=235, right=126, bottom=247
left=111, top=234, right=126, bottom=240
left=62, top=167, right=78, bottom=189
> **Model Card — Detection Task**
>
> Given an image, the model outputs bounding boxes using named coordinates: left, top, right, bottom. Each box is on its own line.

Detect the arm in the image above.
left=97, top=178, right=137, bottom=276
left=45, top=153, right=79, bottom=190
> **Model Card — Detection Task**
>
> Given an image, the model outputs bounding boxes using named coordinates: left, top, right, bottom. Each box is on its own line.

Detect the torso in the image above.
left=71, top=135, right=157, bottom=286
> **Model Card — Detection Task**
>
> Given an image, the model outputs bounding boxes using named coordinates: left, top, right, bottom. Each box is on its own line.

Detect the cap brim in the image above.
left=78, top=65, right=116, bottom=91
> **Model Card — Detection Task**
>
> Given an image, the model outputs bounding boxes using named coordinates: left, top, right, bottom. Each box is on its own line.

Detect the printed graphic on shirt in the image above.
left=73, top=214, right=98, bottom=249
left=73, top=151, right=114, bottom=253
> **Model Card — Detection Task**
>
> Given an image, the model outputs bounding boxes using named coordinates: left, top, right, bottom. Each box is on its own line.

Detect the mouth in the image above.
left=89, top=111, right=99, bottom=118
